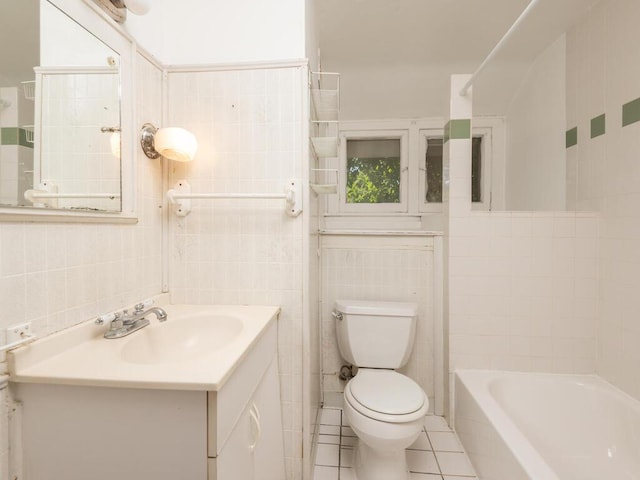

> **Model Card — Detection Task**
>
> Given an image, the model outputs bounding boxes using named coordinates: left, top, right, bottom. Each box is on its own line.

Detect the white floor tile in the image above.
left=319, top=424, right=341, bottom=436
left=316, top=444, right=340, bottom=467
left=339, top=467, right=357, bottom=479
left=342, top=426, right=356, bottom=437
left=424, top=415, right=451, bottom=432
left=340, top=448, right=354, bottom=468
left=314, top=408, right=476, bottom=480
left=341, top=435, right=358, bottom=447
left=313, top=465, right=339, bottom=480
left=319, top=434, right=341, bottom=445
left=407, top=450, right=440, bottom=474
left=435, top=451, right=476, bottom=477
left=321, top=408, right=342, bottom=426
left=409, top=431, right=432, bottom=451
left=428, top=431, right=463, bottom=452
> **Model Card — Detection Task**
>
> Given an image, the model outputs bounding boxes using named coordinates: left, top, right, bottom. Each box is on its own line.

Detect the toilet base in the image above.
left=353, top=442, right=410, bottom=480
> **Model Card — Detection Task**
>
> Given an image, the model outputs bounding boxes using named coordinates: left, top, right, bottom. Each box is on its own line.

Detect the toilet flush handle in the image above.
left=332, top=311, right=343, bottom=321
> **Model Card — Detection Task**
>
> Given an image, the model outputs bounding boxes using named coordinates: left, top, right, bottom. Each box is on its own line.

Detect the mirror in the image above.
left=0, top=0, right=125, bottom=215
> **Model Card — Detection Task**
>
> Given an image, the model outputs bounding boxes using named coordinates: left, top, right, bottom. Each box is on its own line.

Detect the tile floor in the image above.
left=313, top=408, right=477, bottom=480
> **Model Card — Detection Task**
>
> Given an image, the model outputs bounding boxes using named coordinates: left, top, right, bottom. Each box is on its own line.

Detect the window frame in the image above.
left=338, top=129, right=409, bottom=214
left=322, top=117, right=504, bottom=223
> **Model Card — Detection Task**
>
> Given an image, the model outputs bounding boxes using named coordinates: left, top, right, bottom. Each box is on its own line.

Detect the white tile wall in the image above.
left=40, top=72, right=121, bottom=211
left=445, top=75, right=599, bottom=394
left=567, top=0, right=640, bottom=400
left=0, top=53, right=164, bottom=478
left=0, top=53, right=164, bottom=357
left=320, top=234, right=436, bottom=412
left=449, top=212, right=599, bottom=374
left=166, top=66, right=306, bottom=480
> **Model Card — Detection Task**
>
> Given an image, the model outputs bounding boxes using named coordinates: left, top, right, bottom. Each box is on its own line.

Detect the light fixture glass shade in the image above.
left=124, top=0, right=150, bottom=15
left=154, top=127, right=198, bottom=162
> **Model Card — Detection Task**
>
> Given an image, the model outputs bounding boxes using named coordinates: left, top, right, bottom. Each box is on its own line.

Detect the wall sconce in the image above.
left=94, top=0, right=150, bottom=23
left=140, top=123, right=198, bottom=162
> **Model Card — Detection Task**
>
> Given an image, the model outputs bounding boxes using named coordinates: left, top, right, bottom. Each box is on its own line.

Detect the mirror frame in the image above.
left=0, top=0, right=136, bottom=223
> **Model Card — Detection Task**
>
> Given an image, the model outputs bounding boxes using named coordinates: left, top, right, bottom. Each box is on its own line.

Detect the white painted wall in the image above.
left=505, top=34, right=566, bottom=211
left=125, top=0, right=305, bottom=65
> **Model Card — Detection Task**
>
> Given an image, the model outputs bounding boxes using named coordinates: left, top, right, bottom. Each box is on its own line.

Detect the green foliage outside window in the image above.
left=346, top=156, right=401, bottom=203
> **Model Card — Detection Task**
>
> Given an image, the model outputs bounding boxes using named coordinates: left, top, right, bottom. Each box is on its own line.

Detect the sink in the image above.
left=8, top=303, right=280, bottom=391
left=120, top=315, right=244, bottom=364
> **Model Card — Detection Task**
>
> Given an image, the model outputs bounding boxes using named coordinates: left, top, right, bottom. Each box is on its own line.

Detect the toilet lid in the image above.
left=348, top=370, right=425, bottom=415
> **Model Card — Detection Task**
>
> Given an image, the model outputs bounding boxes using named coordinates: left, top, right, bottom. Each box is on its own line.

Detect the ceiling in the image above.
left=316, top=0, right=599, bottom=118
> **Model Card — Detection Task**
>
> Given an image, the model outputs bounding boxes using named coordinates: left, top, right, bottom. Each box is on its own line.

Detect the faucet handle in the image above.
left=134, top=299, right=155, bottom=313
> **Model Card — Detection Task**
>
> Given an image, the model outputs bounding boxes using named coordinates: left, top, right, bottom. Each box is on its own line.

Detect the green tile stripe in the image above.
left=566, top=127, right=578, bottom=148
left=622, top=97, right=640, bottom=127
left=590, top=114, right=605, bottom=138
left=444, top=119, right=471, bottom=143
left=0, top=127, right=33, bottom=148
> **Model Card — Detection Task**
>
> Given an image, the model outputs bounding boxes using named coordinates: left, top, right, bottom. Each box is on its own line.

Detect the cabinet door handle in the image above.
left=249, top=403, right=261, bottom=453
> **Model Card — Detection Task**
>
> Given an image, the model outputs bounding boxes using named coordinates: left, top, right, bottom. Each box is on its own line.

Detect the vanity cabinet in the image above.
left=12, top=317, right=284, bottom=480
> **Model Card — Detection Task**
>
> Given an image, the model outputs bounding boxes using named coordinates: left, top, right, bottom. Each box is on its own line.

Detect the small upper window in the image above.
left=424, top=136, right=484, bottom=203
left=346, top=138, right=401, bottom=204
left=339, top=130, right=408, bottom=213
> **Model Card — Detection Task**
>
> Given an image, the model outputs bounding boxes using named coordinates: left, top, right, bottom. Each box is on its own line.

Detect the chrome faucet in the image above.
left=101, top=301, right=168, bottom=339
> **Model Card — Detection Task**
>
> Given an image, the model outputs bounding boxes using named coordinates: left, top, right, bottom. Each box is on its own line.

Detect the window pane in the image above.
left=424, top=136, right=483, bottom=204
left=425, top=138, right=443, bottom=203
left=471, top=137, right=482, bottom=202
left=346, top=139, right=401, bottom=204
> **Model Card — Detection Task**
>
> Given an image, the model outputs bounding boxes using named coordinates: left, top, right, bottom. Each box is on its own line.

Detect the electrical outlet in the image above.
left=6, top=322, right=32, bottom=344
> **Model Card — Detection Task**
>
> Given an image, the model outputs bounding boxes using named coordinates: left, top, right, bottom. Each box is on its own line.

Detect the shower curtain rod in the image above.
left=459, top=0, right=541, bottom=96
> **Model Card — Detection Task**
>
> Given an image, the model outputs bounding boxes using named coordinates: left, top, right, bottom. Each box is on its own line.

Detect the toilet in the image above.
left=334, top=299, right=428, bottom=480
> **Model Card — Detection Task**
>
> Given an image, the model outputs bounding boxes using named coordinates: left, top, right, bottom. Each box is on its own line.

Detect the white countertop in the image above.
left=8, top=304, right=280, bottom=391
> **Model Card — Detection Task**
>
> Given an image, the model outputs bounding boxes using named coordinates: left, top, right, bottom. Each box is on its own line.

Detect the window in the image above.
left=346, top=139, right=401, bottom=204
left=422, top=131, right=491, bottom=211
left=339, top=130, right=408, bottom=213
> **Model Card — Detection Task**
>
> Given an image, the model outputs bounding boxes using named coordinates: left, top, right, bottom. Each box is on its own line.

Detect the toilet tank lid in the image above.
left=335, top=299, right=418, bottom=316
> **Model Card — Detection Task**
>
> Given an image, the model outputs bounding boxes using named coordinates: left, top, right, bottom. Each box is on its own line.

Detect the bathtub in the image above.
left=454, top=370, right=640, bottom=480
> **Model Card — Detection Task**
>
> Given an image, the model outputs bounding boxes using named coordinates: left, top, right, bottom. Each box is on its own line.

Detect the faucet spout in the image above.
left=103, top=305, right=168, bottom=339
left=143, top=307, right=168, bottom=322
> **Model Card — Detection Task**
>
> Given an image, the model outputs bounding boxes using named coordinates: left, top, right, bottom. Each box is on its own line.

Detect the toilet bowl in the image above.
left=343, top=369, right=428, bottom=480
left=333, top=300, right=428, bottom=480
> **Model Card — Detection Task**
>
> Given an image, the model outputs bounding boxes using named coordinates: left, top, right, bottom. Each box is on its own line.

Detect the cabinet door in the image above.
left=252, top=356, right=286, bottom=480
left=216, top=404, right=254, bottom=480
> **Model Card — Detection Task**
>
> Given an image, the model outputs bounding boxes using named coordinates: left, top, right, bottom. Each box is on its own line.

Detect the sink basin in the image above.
left=120, top=315, right=244, bottom=364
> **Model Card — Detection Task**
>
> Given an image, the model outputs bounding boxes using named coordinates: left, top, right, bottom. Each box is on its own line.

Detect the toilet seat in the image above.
left=345, top=369, right=428, bottom=423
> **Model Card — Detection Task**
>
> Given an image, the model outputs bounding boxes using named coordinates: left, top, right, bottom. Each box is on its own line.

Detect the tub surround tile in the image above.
left=590, top=114, right=606, bottom=138
left=566, top=127, right=578, bottom=148
left=622, top=97, right=640, bottom=127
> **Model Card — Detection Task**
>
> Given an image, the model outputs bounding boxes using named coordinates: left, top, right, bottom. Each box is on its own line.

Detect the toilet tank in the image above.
left=334, top=299, right=418, bottom=369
